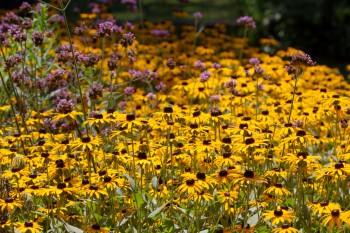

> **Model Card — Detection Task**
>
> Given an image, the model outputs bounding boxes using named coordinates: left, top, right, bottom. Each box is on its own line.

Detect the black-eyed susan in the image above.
left=84, top=224, right=109, bottom=233
left=188, top=190, right=213, bottom=202
left=263, top=183, right=291, bottom=197
left=235, top=170, right=266, bottom=185
left=216, top=189, right=238, bottom=210
left=262, top=206, right=295, bottom=226
left=271, top=224, right=299, bottom=233
left=71, top=135, right=102, bottom=151
left=177, top=178, right=203, bottom=195
left=84, top=185, right=108, bottom=199
left=0, top=197, right=23, bottom=212
left=321, top=209, right=350, bottom=230
left=16, top=221, right=43, bottom=233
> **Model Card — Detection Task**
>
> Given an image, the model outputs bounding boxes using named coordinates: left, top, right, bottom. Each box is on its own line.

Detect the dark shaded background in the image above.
left=1, top=0, right=349, bottom=73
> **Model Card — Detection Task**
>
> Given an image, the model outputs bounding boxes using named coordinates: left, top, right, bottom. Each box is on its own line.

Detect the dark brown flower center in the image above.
left=223, top=152, right=231, bottom=158
left=222, top=137, right=231, bottom=144
left=331, top=209, right=340, bottom=217
left=296, top=130, right=306, bottom=137
left=89, top=185, right=98, bottom=191
left=186, top=179, right=195, bottom=186
left=94, top=113, right=103, bottom=119
left=196, top=172, right=206, bottom=180
left=245, top=137, right=255, bottom=145
left=5, top=197, right=14, bottom=203
left=81, top=136, right=91, bottom=143
left=24, top=221, right=33, bottom=227
left=138, top=152, right=147, bottom=160
left=219, top=170, right=228, bottom=177
left=335, top=162, right=344, bottom=169
left=163, top=106, right=173, bottom=113
left=244, top=170, right=254, bottom=178
left=57, top=182, right=66, bottom=189
left=274, top=209, right=283, bottom=217
left=126, top=113, right=135, bottom=121
left=92, top=224, right=101, bottom=230
left=104, top=176, right=112, bottom=182
left=274, top=183, right=283, bottom=188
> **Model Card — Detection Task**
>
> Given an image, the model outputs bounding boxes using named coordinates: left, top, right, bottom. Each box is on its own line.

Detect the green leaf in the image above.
left=148, top=203, right=168, bottom=219
left=133, top=192, right=145, bottom=208
left=124, top=174, right=137, bottom=190
left=63, top=221, right=84, bottom=233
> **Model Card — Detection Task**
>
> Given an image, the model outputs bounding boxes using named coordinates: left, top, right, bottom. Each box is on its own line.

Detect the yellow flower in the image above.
left=262, top=206, right=295, bottom=226
left=71, top=135, right=102, bottom=151
left=177, top=178, right=203, bottom=195
left=271, top=224, right=299, bottom=233
left=0, top=197, right=23, bottom=212
left=321, top=209, right=350, bottom=230
left=16, top=221, right=43, bottom=233
left=263, top=183, right=291, bottom=197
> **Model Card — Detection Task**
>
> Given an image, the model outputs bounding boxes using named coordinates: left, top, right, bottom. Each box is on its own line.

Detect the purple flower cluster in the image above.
left=121, top=0, right=138, bottom=12
left=166, top=58, right=176, bottom=70
left=120, top=32, right=136, bottom=48
left=236, top=16, right=256, bottom=29
left=292, top=120, right=304, bottom=128
left=56, top=44, right=77, bottom=63
left=151, top=29, right=169, bottom=40
left=248, top=57, right=260, bottom=66
left=96, top=21, right=122, bottom=37
left=8, top=24, right=26, bottom=42
left=200, top=71, right=212, bottom=82
left=4, top=54, right=22, bottom=71
left=124, top=86, right=135, bottom=96
left=56, top=99, right=74, bottom=114
left=32, top=30, right=44, bottom=47
left=193, top=12, right=202, bottom=20
left=88, top=84, right=103, bottom=100
left=46, top=70, right=67, bottom=92
left=74, top=22, right=87, bottom=35
left=194, top=60, right=206, bottom=69
left=155, top=82, right=166, bottom=92
left=290, top=51, right=316, bottom=67
left=77, top=53, right=101, bottom=67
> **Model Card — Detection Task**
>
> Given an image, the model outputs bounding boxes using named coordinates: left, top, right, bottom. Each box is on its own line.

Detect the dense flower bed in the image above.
left=1, top=2, right=350, bottom=233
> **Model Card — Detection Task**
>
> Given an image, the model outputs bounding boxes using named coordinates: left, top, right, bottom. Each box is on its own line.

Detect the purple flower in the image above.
left=121, top=0, right=137, bottom=4
left=120, top=32, right=136, bottom=47
left=125, top=22, right=134, bottom=31
left=194, top=60, right=206, bottom=69
left=166, top=58, right=176, bottom=70
left=210, top=95, right=220, bottom=102
left=88, top=84, right=103, bottom=100
left=151, top=29, right=169, bottom=40
left=292, top=120, right=304, bottom=128
left=32, top=30, right=44, bottom=47
left=193, top=12, right=202, bottom=20
left=236, top=16, right=256, bottom=29
left=146, top=92, right=157, bottom=101
left=75, top=22, right=87, bottom=35
left=248, top=57, right=260, bottom=66
left=254, top=66, right=264, bottom=75
left=155, top=82, right=166, bottom=91
left=290, top=51, right=316, bottom=67
left=97, top=21, right=122, bottom=37
left=56, top=99, right=74, bottom=114
left=211, top=63, right=221, bottom=69
left=124, top=86, right=135, bottom=95
left=200, top=71, right=212, bottom=82
left=224, top=79, right=238, bottom=88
